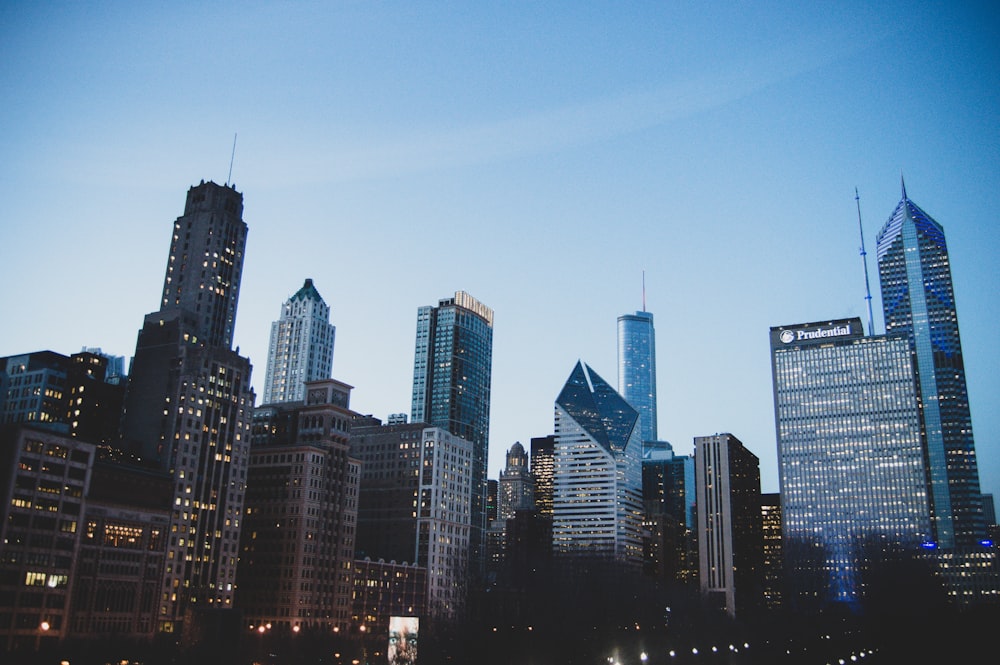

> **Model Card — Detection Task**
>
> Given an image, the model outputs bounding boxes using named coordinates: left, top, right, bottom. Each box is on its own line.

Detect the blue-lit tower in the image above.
left=771, top=318, right=932, bottom=607
left=617, top=309, right=657, bottom=445
left=876, top=181, right=985, bottom=548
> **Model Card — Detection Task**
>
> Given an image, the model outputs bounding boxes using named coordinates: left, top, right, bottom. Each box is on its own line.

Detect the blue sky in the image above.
left=2, top=1, right=998, bottom=497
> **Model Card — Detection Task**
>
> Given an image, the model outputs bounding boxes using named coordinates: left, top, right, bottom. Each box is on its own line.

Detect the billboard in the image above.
left=387, top=616, right=419, bottom=665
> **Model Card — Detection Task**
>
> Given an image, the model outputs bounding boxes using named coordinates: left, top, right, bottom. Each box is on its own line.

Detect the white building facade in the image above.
left=262, top=278, right=335, bottom=405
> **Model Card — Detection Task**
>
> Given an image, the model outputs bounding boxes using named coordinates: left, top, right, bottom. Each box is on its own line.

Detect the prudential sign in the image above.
left=780, top=324, right=852, bottom=344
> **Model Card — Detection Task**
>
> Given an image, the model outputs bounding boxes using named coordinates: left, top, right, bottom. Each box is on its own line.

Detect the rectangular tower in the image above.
left=410, top=291, right=493, bottom=576
left=350, top=419, right=473, bottom=620
left=239, top=379, right=360, bottom=633
left=770, top=318, right=931, bottom=607
left=158, top=180, right=247, bottom=349
left=694, top=433, right=763, bottom=618
left=876, top=184, right=984, bottom=547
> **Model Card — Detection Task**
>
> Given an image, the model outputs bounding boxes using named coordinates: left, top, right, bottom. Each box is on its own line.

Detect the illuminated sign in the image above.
left=780, top=324, right=852, bottom=344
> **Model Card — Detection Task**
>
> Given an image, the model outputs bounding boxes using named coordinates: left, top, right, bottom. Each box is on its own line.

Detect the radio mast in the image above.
left=226, top=133, right=237, bottom=186
left=641, top=270, right=646, bottom=312
left=855, top=187, right=875, bottom=335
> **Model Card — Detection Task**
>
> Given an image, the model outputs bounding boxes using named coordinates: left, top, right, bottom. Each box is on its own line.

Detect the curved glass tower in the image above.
left=617, top=310, right=657, bottom=444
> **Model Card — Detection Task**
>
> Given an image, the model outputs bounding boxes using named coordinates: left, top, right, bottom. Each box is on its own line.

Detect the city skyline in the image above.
left=2, top=2, right=998, bottom=499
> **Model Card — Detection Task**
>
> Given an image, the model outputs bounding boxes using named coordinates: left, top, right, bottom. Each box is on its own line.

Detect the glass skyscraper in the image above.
left=553, top=361, right=644, bottom=567
left=261, top=278, right=336, bottom=404
left=771, top=318, right=932, bottom=606
left=410, top=291, right=493, bottom=574
left=876, top=183, right=984, bottom=548
left=617, top=310, right=657, bottom=444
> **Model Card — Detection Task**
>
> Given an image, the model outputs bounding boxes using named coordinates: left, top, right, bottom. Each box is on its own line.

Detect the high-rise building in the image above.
left=760, top=493, right=783, bottom=610
left=0, top=427, right=95, bottom=652
left=641, top=441, right=697, bottom=586
left=694, top=433, right=763, bottom=618
left=876, top=183, right=985, bottom=548
left=261, top=278, right=336, bottom=405
left=410, top=291, right=493, bottom=576
left=238, top=379, right=360, bottom=632
left=529, top=435, right=555, bottom=518
left=498, top=442, right=533, bottom=522
left=617, top=310, right=657, bottom=444
left=552, top=362, right=643, bottom=568
left=350, top=418, right=473, bottom=620
left=771, top=318, right=932, bottom=606
left=81, top=347, right=127, bottom=385
left=0, top=350, right=125, bottom=447
left=157, top=181, right=246, bottom=349
left=119, top=181, right=254, bottom=634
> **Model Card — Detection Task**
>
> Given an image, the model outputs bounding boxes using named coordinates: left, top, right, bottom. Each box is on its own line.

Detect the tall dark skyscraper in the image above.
left=694, top=433, right=763, bottom=618
left=410, top=291, right=493, bottom=575
left=876, top=182, right=984, bottom=548
left=617, top=310, right=657, bottom=444
left=120, top=181, right=254, bottom=633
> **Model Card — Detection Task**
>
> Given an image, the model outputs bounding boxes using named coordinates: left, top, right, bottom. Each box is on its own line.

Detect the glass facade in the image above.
left=553, top=362, right=644, bottom=566
left=771, top=318, right=932, bottom=605
left=617, top=311, right=657, bottom=443
left=876, top=187, right=983, bottom=547
left=410, top=291, right=493, bottom=574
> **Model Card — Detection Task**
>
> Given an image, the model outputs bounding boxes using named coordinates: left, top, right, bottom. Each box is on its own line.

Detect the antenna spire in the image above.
left=227, top=133, right=238, bottom=186
left=855, top=187, right=875, bottom=335
left=900, top=172, right=907, bottom=200
left=641, top=270, right=646, bottom=312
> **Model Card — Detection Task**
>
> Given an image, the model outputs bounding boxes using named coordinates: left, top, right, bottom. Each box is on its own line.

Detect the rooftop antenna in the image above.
left=855, top=187, right=875, bottom=335
left=641, top=270, right=647, bottom=312
left=226, top=133, right=237, bottom=186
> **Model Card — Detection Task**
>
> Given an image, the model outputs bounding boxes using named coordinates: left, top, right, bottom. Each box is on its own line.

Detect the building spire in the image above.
left=641, top=270, right=646, bottom=312
left=901, top=172, right=907, bottom=200
left=855, top=187, right=875, bottom=336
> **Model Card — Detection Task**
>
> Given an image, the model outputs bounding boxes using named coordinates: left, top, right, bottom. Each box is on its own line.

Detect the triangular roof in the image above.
left=876, top=190, right=946, bottom=260
left=290, top=278, right=325, bottom=303
left=556, top=361, right=638, bottom=455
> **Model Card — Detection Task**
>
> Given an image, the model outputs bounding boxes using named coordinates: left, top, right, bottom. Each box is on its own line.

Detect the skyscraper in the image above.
left=410, top=291, right=493, bottom=575
left=641, top=442, right=697, bottom=586
left=617, top=310, right=657, bottom=444
left=239, top=379, right=360, bottom=633
left=498, top=441, right=533, bottom=522
left=120, top=181, right=254, bottom=634
left=694, top=433, right=763, bottom=618
left=529, top=435, right=555, bottom=518
left=350, top=418, right=473, bottom=620
left=261, top=278, right=336, bottom=405
left=771, top=318, right=932, bottom=606
left=552, top=361, right=643, bottom=567
left=157, top=181, right=246, bottom=349
left=876, top=183, right=984, bottom=548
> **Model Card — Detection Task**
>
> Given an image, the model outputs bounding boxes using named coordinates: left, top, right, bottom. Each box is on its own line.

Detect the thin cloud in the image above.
left=294, top=26, right=890, bottom=183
